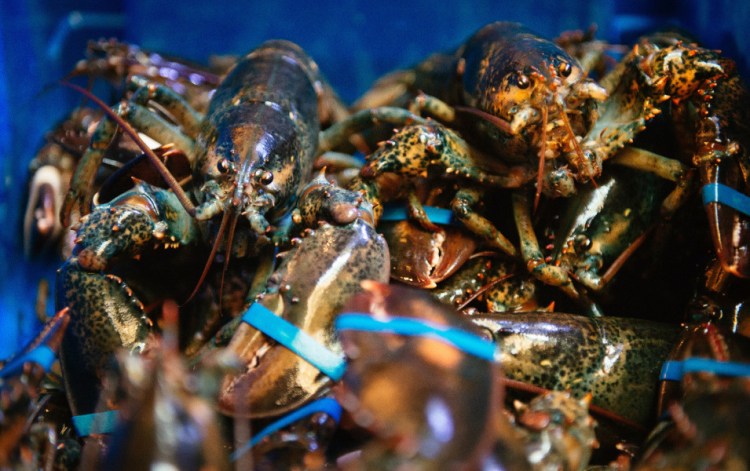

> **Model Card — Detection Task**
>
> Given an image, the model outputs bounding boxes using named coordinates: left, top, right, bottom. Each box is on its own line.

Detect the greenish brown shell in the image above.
left=57, top=264, right=151, bottom=416
left=219, top=218, right=389, bottom=418
left=471, top=312, right=680, bottom=426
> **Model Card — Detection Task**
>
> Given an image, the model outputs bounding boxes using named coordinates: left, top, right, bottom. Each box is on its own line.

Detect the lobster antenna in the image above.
left=456, top=273, right=513, bottom=311
left=60, top=81, right=197, bottom=217
left=556, top=101, right=596, bottom=187
left=182, top=208, right=233, bottom=305
left=216, top=211, right=241, bottom=315
left=453, top=105, right=514, bottom=134
left=534, top=105, right=549, bottom=213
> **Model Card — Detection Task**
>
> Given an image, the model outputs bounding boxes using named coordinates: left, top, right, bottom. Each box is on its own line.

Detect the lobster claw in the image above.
left=701, top=160, right=750, bottom=278
left=218, top=218, right=390, bottom=419
left=381, top=220, right=477, bottom=288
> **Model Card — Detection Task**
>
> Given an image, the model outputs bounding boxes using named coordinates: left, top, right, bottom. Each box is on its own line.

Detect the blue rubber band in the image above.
left=230, top=397, right=342, bottom=461
left=335, top=314, right=497, bottom=362
left=380, top=203, right=455, bottom=226
left=702, top=183, right=750, bottom=217
left=660, top=357, right=750, bottom=381
left=72, top=410, right=120, bottom=436
left=241, top=303, right=347, bottom=381
left=0, top=345, right=56, bottom=379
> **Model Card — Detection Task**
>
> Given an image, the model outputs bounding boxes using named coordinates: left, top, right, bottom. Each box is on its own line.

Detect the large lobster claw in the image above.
left=701, top=161, right=750, bottom=278
left=380, top=220, right=477, bottom=288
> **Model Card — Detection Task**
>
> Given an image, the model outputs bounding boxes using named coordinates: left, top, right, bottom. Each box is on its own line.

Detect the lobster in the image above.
left=351, top=23, right=750, bottom=314
left=55, top=37, right=422, bottom=421
left=55, top=40, right=352, bottom=418
left=632, top=318, right=750, bottom=468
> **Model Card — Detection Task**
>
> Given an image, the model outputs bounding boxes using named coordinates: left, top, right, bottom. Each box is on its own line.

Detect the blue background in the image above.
left=0, top=0, right=747, bottom=356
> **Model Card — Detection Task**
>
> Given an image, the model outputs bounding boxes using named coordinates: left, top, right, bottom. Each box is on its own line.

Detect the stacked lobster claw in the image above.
left=10, top=20, right=750, bottom=469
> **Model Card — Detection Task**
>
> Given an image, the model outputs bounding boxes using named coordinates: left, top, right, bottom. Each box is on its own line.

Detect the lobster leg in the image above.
left=512, top=190, right=601, bottom=316
left=56, top=265, right=152, bottom=416
left=61, top=100, right=195, bottom=226
left=317, top=106, right=427, bottom=152
left=451, top=187, right=517, bottom=257
left=358, top=123, right=535, bottom=188
left=405, top=191, right=442, bottom=232
left=128, top=75, right=203, bottom=137
left=609, top=146, right=694, bottom=216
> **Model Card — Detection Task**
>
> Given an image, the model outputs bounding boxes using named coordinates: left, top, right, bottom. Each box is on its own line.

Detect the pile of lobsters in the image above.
left=6, top=20, right=750, bottom=470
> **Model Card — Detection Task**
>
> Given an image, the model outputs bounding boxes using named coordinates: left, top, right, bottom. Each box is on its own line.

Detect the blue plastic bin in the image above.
left=0, top=0, right=747, bottom=357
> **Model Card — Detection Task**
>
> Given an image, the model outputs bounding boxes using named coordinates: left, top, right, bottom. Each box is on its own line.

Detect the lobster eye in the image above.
left=254, top=169, right=274, bottom=186
left=515, top=73, right=530, bottom=89
left=216, top=159, right=230, bottom=174
left=559, top=62, right=572, bottom=78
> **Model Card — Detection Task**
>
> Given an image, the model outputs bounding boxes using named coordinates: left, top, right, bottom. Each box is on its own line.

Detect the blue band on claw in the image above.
left=702, top=183, right=750, bottom=217
left=660, top=357, right=750, bottom=381
left=241, top=303, right=347, bottom=381
left=380, top=203, right=455, bottom=226
left=0, top=345, right=56, bottom=379
left=335, top=314, right=497, bottom=362
left=72, top=410, right=120, bottom=436
left=230, top=397, right=342, bottom=461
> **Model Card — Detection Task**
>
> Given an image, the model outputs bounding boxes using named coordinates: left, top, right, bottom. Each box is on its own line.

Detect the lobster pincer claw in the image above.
left=701, top=170, right=750, bottom=279
left=218, top=217, right=389, bottom=419
left=689, top=58, right=750, bottom=278
left=56, top=182, right=200, bottom=416
left=56, top=262, right=153, bottom=416
left=333, top=282, right=532, bottom=470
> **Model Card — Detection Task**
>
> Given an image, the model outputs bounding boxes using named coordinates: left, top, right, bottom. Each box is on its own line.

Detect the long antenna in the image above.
left=60, top=81, right=197, bottom=217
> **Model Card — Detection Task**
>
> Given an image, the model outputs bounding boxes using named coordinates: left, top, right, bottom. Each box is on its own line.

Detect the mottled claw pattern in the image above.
left=571, top=38, right=727, bottom=181
left=472, top=312, right=680, bottom=427
left=82, top=301, right=230, bottom=471
left=19, top=19, right=750, bottom=471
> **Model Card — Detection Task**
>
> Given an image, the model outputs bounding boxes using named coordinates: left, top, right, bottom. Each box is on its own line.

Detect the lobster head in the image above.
left=195, top=105, right=312, bottom=236
left=459, top=22, right=607, bottom=137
